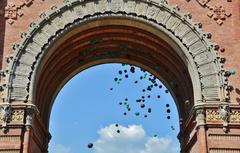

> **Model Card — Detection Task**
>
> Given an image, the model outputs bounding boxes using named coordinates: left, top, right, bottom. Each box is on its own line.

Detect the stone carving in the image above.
left=207, top=5, right=231, bottom=25
left=0, top=109, right=24, bottom=123
left=230, top=110, right=240, bottom=122
left=4, top=0, right=41, bottom=25
left=4, top=4, right=18, bottom=24
left=1, top=0, right=227, bottom=109
left=25, top=107, right=35, bottom=127
left=196, top=109, right=205, bottom=126
left=0, top=104, right=12, bottom=129
left=186, top=0, right=232, bottom=25
left=219, top=105, right=230, bottom=132
left=206, top=109, right=240, bottom=123
left=206, top=109, right=221, bottom=121
left=11, top=110, right=24, bottom=122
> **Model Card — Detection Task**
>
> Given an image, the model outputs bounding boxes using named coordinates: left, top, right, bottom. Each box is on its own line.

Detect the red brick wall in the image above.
left=1, top=0, right=239, bottom=102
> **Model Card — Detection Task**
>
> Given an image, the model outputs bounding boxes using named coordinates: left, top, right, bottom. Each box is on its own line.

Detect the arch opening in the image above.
left=48, top=63, right=181, bottom=153
left=33, top=18, right=194, bottom=128
left=0, top=1, right=228, bottom=152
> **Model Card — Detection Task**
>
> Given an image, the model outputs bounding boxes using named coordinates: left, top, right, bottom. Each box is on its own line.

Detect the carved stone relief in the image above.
left=4, top=0, right=42, bottom=25
left=206, top=109, right=240, bottom=123
left=207, top=5, right=231, bottom=25
left=0, top=109, right=24, bottom=123
left=187, top=0, right=232, bottom=25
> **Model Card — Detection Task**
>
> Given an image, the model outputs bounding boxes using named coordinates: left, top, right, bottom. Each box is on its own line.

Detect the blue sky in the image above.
left=48, top=63, right=180, bottom=153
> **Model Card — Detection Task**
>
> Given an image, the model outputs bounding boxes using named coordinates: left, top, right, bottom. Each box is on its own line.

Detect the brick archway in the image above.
left=1, top=0, right=239, bottom=153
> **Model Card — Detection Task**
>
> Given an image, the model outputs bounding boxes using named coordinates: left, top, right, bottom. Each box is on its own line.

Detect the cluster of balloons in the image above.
left=88, top=64, right=175, bottom=149
left=112, top=64, right=172, bottom=120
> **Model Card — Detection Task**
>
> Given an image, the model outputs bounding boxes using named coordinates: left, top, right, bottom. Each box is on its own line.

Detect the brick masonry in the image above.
left=0, top=0, right=239, bottom=153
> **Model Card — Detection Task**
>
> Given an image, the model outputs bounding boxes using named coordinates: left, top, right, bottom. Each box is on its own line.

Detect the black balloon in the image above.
left=88, top=143, right=93, bottom=148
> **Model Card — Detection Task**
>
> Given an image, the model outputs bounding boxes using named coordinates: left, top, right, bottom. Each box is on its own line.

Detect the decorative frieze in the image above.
left=206, top=109, right=240, bottom=123
left=0, top=109, right=24, bottom=123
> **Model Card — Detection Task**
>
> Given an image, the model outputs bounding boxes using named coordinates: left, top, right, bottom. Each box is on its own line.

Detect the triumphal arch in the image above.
left=0, top=0, right=240, bottom=152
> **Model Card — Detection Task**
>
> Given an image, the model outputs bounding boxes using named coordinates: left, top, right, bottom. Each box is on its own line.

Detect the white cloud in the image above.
left=94, top=124, right=179, bottom=153
left=52, top=144, right=72, bottom=153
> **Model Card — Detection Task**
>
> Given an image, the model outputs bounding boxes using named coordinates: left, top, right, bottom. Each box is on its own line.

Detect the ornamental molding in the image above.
left=0, top=109, right=24, bottom=123
left=206, top=109, right=240, bottom=123
left=187, top=0, right=232, bottom=25
left=0, top=0, right=228, bottom=119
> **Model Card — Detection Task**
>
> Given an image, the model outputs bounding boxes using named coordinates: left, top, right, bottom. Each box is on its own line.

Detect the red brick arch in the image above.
left=0, top=0, right=239, bottom=153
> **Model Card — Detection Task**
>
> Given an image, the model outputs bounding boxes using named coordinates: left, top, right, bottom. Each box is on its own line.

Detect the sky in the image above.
left=48, top=63, right=180, bottom=153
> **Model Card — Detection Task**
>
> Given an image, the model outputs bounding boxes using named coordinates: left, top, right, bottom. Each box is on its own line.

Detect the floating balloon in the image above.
left=117, top=130, right=120, bottom=133
left=119, top=70, right=122, bottom=75
left=88, top=143, right=93, bottom=148
left=123, top=112, right=127, bottom=115
left=119, top=102, right=122, bottom=105
left=134, top=81, right=138, bottom=84
left=136, top=99, right=141, bottom=103
left=166, top=104, right=170, bottom=107
left=148, top=108, right=152, bottom=113
left=157, top=95, right=160, bottom=99
left=125, top=75, right=129, bottom=78
left=140, top=104, right=145, bottom=108
left=165, top=90, right=169, bottom=93
left=115, top=124, right=119, bottom=127
left=114, top=78, right=118, bottom=81
left=167, top=109, right=171, bottom=113
left=147, top=86, right=151, bottom=91
left=167, top=116, right=171, bottom=119
left=147, top=95, right=151, bottom=98
left=135, top=112, right=140, bottom=116
left=130, top=67, right=135, bottom=73
left=110, top=88, right=113, bottom=90
left=144, top=115, right=148, bottom=118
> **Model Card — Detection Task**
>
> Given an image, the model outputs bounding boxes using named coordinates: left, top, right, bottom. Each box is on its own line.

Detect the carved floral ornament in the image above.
left=187, top=0, right=232, bottom=25
left=0, top=0, right=228, bottom=129
left=206, top=109, right=240, bottom=123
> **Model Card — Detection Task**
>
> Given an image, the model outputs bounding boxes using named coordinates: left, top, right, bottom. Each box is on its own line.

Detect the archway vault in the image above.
left=0, top=0, right=232, bottom=153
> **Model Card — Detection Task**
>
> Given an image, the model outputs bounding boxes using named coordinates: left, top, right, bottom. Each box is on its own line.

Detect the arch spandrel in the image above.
left=2, top=0, right=227, bottom=107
